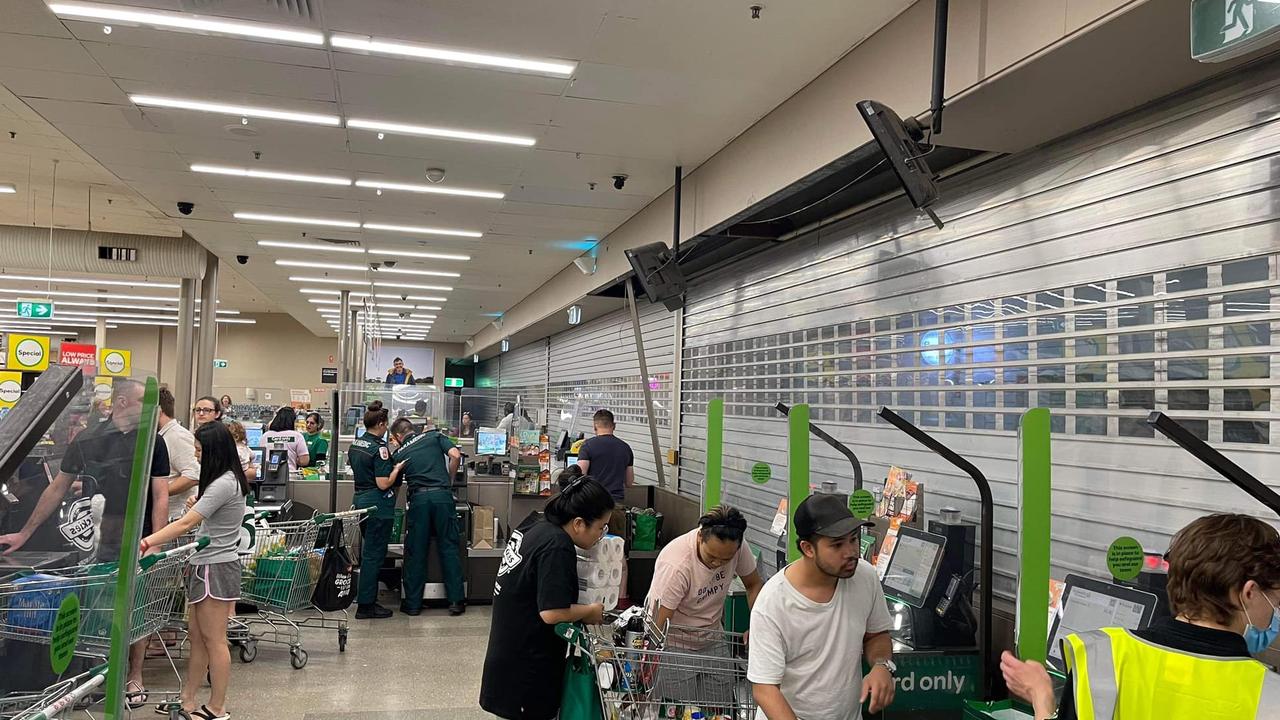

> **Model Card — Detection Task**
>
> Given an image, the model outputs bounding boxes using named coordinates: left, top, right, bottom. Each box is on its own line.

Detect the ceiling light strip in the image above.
left=235, top=212, right=360, bottom=228
left=362, top=222, right=482, bottom=238
left=354, top=179, right=503, bottom=200
left=48, top=2, right=325, bottom=44
left=131, top=95, right=340, bottom=126
left=329, top=33, right=574, bottom=76
left=346, top=118, right=534, bottom=147
left=367, top=248, right=469, bottom=262
left=0, top=274, right=180, bottom=289
left=257, top=240, right=365, bottom=254
left=192, top=164, right=351, bottom=186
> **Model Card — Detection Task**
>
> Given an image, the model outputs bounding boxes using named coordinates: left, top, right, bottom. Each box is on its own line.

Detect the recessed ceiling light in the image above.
left=367, top=248, right=469, bottom=262
left=192, top=164, right=351, bottom=186
left=0, top=273, right=180, bottom=289
left=346, top=118, right=534, bottom=147
left=362, top=222, right=481, bottom=238
left=235, top=212, right=360, bottom=228
left=354, top=179, right=503, bottom=200
left=48, top=2, right=325, bottom=44
left=275, top=259, right=367, bottom=272
left=375, top=267, right=460, bottom=279
left=131, top=95, right=340, bottom=126
left=329, top=33, right=575, bottom=76
left=258, top=240, right=365, bottom=254
left=0, top=183, right=16, bottom=194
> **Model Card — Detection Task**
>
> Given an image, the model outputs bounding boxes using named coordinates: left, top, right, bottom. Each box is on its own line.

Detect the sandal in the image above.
left=191, top=705, right=230, bottom=720
left=125, top=681, right=147, bottom=710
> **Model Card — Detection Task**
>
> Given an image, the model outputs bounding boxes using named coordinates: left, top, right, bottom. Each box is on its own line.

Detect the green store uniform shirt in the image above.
left=349, top=431, right=396, bottom=493
left=391, top=430, right=457, bottom=492
left=304, top=431, right=330, bottom=461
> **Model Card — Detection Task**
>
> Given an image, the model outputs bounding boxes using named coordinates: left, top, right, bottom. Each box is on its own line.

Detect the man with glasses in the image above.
left=748, top=493, right=896, bottom=720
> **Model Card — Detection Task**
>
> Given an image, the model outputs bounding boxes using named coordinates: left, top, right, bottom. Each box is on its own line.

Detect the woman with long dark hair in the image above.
left=303, top=412, right=329, bottom=462
left=262, top=406, right=310, bottom=470
left=141, top=422, right=248, bottom=720
left=480, top=474, right=614, bottom=720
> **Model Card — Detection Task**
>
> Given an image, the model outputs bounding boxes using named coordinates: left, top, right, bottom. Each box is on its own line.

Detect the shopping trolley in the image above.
left=0, top=663, right=107, bottom=720
left=556, top=608, right=755, bottom=720
left=0, top=538, right=208, bottom=658
left=237, top=508, right=369, bottom=668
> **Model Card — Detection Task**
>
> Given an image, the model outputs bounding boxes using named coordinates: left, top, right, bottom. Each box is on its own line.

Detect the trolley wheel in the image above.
left=290, top=648, right=308, bottom=669
left=338, top=628, right=348, bottom=653
left=169, top=708, right=191, bottom=720
left=238, top=640, right=258, bottom=663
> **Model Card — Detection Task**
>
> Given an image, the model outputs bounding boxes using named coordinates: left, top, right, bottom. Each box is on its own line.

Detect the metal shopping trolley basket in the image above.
left=0, top=538, right=207, bottom=659
left=237, top=508, right=369, bottom=668
left=0, top=663, right=108, bottom=720
left=556, top=608, right=756, bottom=720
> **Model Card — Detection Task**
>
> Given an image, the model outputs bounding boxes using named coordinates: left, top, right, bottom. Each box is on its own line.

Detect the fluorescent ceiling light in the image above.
left=329, top=33, right=574, bottom=75
left=275, top=260, right=367, bottom=272
left=192, top=164, right=351, bottom=186
left=48, top=2, right=324, bottom=44
left=346, top=118, right=534, bottom=147
left=131, top=95, right=340, bottom=126
left=367, top=248, right=469, bottom=262
left=298, top=288, right=448, bottom=302
left=0, top=183, right=15, bottom=194
left=56, top=310, right=186, bottom=321
left=0, top=288, right=234, bottom=312
left=0, top=274, right=180, bottom=289
left=259, top=240, right=364, bottom=254
left=288, top=276, right=368, bottom=287
left=374, top=280, right=453, bottom=291
left=0, top=318, right=104, bottom=328
left=362, top=222, right=481, bottom=238
left=354, top=179, right=502, bottom=200
left=215, top=318, right=257, bottom=324
left=375, top=267, right=460, bottom=279
left=235, top=212, right=360, bottom=228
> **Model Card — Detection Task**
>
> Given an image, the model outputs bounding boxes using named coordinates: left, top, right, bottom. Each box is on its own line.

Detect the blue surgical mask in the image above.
left=1243, top=591, right=1280, bottom=654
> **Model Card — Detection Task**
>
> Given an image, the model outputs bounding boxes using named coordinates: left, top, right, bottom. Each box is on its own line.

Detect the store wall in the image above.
left=677, top=60, right=1280, bottom=601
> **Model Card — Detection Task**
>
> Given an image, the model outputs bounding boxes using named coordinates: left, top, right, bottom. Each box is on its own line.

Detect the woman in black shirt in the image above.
left=479, top=474, right=614, bottom=720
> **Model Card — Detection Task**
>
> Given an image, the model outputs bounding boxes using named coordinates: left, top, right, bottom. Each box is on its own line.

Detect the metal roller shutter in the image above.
left=498, top=339, right=550, bottom=426
left=549, top=301, right=676, bottom=485
left=679, top=64, right=1280, bottom=595
left=467, top=358, right=502, bottom=428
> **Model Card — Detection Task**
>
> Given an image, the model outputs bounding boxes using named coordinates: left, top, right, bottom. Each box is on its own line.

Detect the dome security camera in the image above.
left=176, top=201, right=194, bottom=215
left=235, top=255, right=248, bottom=265
left=384, top=260, right=397, bottom=268
left=612, top=174, right=628, bottom=190
left=425, top=167, right=446, bottom=183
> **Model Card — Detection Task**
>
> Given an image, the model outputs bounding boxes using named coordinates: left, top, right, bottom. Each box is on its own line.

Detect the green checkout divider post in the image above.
left=787, top=404, right=810, bottom=564
left=105, top=376, right=159, bottom=720
left=1016, top=408, right=1052, bottom=664
left=704, top=397, right=724, bottom=512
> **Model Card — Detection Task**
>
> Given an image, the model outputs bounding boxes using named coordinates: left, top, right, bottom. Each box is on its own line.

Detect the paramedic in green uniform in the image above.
left=390, top=416, right=466, bottom=616
left=349, top=403, right=404, bottom=619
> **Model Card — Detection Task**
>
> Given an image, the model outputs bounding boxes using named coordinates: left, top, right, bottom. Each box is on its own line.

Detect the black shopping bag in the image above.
left=311, top=519, right=355, bottom=612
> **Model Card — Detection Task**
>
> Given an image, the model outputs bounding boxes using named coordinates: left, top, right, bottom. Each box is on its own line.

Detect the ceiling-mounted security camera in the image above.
left=612, top=174, right=628, bottom=190
left=369, top=262, right=382, bottom=270
left=573, top=256, right=597, bottom=275
left=383, top=260, right=397, bottom=268
left=425, top=167, right=446, bottom=183
left=176, top=201, right=194, bottom=215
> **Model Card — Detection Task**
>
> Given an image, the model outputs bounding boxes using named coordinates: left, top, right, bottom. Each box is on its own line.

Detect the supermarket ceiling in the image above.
left=0, top=0, right=917, bottom=343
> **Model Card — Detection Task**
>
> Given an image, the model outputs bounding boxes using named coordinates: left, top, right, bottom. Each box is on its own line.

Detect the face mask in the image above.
left=1243, top=590, right=1280, bottom=654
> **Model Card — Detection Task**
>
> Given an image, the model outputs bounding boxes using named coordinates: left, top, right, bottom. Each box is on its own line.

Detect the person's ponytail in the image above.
left=544, top=475, right=614, bottom=527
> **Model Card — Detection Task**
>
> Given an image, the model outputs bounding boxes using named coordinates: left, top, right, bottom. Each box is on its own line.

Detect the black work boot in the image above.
left=356, top=603, right=393, bottom=619
left=448, top=603, right=465, bottom=616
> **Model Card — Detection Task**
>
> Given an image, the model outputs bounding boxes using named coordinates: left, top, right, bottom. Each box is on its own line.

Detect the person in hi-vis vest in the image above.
left=1002, top=513, right=1280, bottom=720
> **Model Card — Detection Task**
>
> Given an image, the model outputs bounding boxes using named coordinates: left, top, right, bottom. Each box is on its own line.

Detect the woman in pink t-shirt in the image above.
left=261, top=407, right=310, bottom=471
left=646, top=505, right=765, bottom=705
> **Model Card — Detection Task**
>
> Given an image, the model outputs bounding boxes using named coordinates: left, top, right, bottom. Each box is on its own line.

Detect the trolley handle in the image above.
left=554, top=622, right=591, bottom=652
left=27, top=663, right=108, bottom=720
left=312, top=507, right=372, bottom=525
left=139, top=536, right=210, bottom=570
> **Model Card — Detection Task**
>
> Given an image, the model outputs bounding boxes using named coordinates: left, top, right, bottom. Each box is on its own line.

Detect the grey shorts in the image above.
left=186, top=561, right=241, bottom=604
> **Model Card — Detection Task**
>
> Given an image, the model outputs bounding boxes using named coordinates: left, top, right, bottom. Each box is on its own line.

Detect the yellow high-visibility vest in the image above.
left=1063, top=627, right=1280, bottom=719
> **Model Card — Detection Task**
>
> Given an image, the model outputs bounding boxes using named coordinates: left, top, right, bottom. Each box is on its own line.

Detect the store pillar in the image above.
left=195, top=250, right=219, bottom=398
left=175, top=278, right=196, bottom=416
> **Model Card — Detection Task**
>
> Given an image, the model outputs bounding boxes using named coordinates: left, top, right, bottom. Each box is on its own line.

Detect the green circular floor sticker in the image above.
left=849, top=489, right=875, bottom=519
left=1107, top=536, right=1144, bottom=581
left=50, top=593, right=81, bottom=674
left=750, top=462, right=771, bottom=484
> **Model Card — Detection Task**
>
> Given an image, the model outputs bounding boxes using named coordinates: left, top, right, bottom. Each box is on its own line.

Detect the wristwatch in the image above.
left=874, top=659, right=897, bottom=675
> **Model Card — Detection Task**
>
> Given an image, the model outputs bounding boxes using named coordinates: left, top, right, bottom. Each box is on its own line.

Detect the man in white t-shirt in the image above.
left=157, top=387, right=199, bottom=520
left=748, top=493, right=896, bottom=720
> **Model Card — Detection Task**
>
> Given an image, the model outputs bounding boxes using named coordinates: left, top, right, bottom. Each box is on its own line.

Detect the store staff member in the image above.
left=349, top=404, right=405, bottom=620
left=390, top=417, right=466, bottom=616
left=303, top=412, right=329, bottom=463
left=1002, top=513, right=1280, bottom=720
left=385, top=357, right=415, bottom=386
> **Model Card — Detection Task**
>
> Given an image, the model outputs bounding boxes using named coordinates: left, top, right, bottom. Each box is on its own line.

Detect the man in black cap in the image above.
left=747, top=493, right=896, bottom=720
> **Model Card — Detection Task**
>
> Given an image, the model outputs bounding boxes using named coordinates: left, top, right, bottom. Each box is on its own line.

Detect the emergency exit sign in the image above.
left=1192, top=0, right=1280, bottom=62
left=213, top=359, right=228, bottom=368
left=16, top=300, right=53, bottom=319
left=444, top=377, right=465, bottom=388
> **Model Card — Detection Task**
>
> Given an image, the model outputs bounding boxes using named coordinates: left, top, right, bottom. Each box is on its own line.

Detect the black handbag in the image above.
left=311, top=519, right=355, bottom=612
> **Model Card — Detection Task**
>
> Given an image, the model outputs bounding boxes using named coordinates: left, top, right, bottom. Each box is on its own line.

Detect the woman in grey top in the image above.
left=142, top=421, right=248, bottom=720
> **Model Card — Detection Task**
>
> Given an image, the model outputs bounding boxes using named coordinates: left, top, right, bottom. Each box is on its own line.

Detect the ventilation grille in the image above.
left=180, top=0, right=315, bottom=20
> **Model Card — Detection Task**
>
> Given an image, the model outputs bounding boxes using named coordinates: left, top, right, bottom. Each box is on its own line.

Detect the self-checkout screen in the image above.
left=882, top=526, right=946, bottom=607
left=476, top=431, right=507, bottom=457
left=1047, top=574, right=1158, bottom=669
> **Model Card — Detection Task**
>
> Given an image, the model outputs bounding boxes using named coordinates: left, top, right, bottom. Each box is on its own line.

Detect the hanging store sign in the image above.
left=58, top=342, right=98, bottom=369
left=98, top=348, right=131, bottom=377
left=0, top=371, right=22, bottom=414
left=1192, top=0, right=1280, bottom=62
left=6, top=333, right=50, bottom=371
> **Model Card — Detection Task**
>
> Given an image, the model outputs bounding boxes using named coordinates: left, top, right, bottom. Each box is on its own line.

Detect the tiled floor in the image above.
left=144, top=595, right=495, bottom=720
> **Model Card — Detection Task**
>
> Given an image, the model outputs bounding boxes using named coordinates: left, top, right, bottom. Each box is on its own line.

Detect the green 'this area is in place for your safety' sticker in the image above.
left=848, top=489, right=875, bottom=519
left=750, top=462, right=771, bottom=484
left=50, top=593, right=81, bottom=674
left=1107, top=536, right=1145, bottom=581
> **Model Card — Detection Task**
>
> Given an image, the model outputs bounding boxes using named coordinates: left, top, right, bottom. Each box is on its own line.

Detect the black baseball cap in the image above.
left=794, top=493, right=873, bottom=539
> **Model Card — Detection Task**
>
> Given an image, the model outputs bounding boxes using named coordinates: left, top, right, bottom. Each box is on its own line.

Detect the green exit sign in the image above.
left=443, top=377, right=465, bottom=388
left=17, top=300, right=53, bottom=319
left=213, top=359, right=228, bottom=368
left=1192, top=0, right=1280, bottom=62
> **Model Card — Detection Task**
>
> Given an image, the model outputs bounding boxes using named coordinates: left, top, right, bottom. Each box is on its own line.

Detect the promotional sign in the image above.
left=93, top=376, right=114, bottom=404
left=98, top=348, right=131, bottom=377
left=58, top=342, right=98, bottom=369
left=0, top=370, right=22, bottom=416
left=6, top=333, right=50, bottom=371
left=321, top=367, right=338, bottom=384
left=17, top=299, right=54, bottom=319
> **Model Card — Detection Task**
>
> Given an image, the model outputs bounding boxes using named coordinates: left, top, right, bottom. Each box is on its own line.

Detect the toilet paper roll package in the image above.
left=577, top=560, right=613, bottom=589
